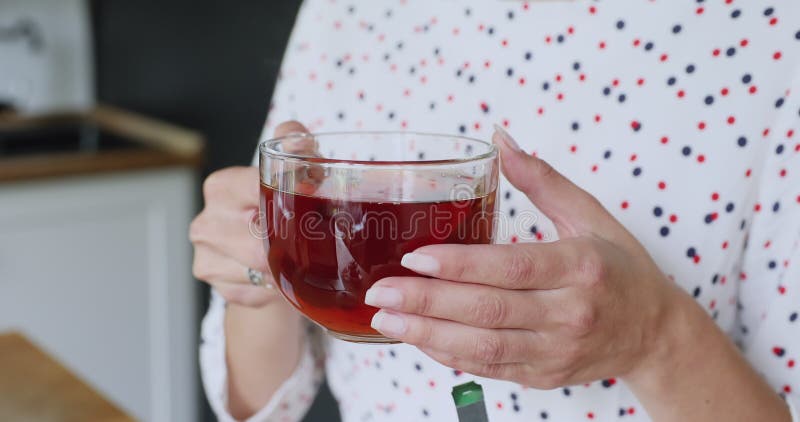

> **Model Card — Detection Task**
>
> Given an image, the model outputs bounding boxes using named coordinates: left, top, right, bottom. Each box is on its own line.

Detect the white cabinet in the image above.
left=0, top=167, right=198, bottom=422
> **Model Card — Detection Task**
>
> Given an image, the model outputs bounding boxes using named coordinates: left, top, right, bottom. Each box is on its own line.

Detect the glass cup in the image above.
left=259, top=131, right=499, bottom=343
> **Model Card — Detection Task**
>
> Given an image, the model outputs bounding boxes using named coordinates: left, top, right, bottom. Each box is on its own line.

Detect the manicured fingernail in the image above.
left=364, top=286, right=404, bottom=308
left=401, top=252, right=440, bottom=275
left=371, top=311, right=406, bottom=336
left=493, top=123, right=521, bottom=152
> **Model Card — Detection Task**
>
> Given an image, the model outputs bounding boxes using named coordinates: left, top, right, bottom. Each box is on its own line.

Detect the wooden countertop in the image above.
left=0, top=332, right=136, bottom=422
left=0, top=105, right=204, bottom=183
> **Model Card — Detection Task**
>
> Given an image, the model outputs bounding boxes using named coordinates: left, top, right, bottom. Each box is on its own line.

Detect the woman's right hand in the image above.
left=190, top=120, right=312, bottom=307
left=190, top=164, right=276, bottom=306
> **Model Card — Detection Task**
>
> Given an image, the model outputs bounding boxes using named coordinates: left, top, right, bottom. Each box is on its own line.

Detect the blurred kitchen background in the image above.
left=0, top=1, right=338, bottom=420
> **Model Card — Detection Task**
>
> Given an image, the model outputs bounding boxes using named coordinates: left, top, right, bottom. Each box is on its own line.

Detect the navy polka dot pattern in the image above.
left=200, top=1, right=800, bottom=421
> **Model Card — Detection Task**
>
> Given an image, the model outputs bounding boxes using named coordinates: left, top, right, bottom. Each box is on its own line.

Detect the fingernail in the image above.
left=364, top=286, right=404, bottom=308
left=401, top=252, right=440, bottom=275
left=493, top=123, right=521, bottom=152
left=371, top=311, right=406, bottom=336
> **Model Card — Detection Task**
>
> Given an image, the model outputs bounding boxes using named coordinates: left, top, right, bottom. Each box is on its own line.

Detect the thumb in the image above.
left=269, top=120, right=324, bottom=194
left=492, top=124, right=616, bottom=239
left=274, top=120, right=316, bottom=154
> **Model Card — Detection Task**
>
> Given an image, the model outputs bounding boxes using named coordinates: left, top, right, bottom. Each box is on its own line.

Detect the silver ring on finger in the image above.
left=247, top=268, right=273, bottom=289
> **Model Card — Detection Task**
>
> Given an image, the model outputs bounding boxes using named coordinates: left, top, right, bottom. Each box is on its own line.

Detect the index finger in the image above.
left=400, top=242, right=572, bottom=289
left=203, top=166, right=261, bottom=209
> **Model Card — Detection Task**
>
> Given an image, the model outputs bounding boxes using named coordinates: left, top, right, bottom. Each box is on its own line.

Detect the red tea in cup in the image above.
left=261, top=184, right=496, bottom=342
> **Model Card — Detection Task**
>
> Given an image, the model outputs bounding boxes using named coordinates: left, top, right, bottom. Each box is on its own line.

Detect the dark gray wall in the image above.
left=91, top=1, right=340, bottom=421
left=92, top=0, right=293, bottom=172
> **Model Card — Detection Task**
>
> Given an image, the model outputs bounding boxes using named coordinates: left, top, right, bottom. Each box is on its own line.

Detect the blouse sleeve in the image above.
left=199, top=289, right=325, bottom=422
left=735, top=69, right=800, bottom=418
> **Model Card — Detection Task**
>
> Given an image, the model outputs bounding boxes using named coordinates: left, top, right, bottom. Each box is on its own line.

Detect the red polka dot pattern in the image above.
left=203, top=1, right=800, bottom=421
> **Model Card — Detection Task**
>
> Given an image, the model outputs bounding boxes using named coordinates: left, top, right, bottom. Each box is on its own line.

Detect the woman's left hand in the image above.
left=365, top=126, right=692, bottom=388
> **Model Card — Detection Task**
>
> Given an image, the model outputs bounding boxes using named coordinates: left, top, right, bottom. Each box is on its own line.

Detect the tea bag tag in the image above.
left=451, top=381, right=490, bottom=422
